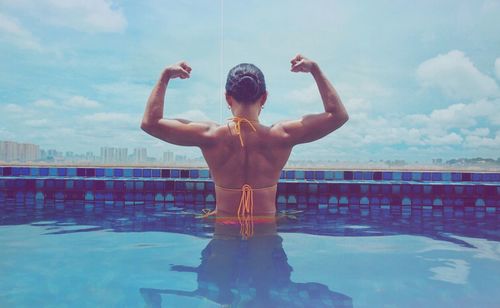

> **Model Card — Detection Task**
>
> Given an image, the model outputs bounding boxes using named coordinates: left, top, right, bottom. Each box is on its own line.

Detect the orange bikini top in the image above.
left=228, top=116, right=258, bottom=147
left=201, top=116, right=275, bottom=239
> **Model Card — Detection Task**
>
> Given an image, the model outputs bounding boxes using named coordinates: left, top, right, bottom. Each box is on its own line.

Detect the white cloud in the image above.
left=33, top=99, right=56, bottom=108
left=170, top=109, right=211, bottom=122
left=417, top=50, right=499, bottom=100
left=464, top=132, right=500, bottom=148
left=24, top=119, right=50, bottom=127
left=4, top=103, right=24, bottom=113
left=2, top=0, right=126, bottom=33
left=285, top=83, right=320, bottom=104
left=93, top=82, right=151, bottom=103
left=460, top=127, right=490, bottom=137
left=82, top=112, right=136, bottom=122
left=64, top=96, right=100, bottom=108
left=495, top=57, right=500, bottom=80
left=0, top=12, right=42, bottom=51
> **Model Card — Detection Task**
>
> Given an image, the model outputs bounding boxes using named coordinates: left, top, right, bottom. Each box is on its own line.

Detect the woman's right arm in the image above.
left=274, top=54, right=349, bottom=146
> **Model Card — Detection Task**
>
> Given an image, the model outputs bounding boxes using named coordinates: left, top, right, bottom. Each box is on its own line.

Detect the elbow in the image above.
left=342, top=111, right=349, bottom=124
left=140, top=120, right=154, bottom=133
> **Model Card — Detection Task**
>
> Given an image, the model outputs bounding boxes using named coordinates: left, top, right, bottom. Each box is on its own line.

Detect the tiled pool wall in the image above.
left=0, top=166, right=499, bottom=216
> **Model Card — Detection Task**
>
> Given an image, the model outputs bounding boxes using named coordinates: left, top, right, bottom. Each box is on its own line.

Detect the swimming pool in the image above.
left=1, top=166, right=499, bottom=307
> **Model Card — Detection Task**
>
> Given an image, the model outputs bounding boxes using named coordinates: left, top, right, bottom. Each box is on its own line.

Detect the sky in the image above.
left=0, top=0, right=499, bottom=163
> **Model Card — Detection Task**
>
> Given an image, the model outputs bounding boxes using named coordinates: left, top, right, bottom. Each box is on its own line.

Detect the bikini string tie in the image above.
left=228, top=117, right=257, bottom=147
left=237, top=184, right=254, bottom=238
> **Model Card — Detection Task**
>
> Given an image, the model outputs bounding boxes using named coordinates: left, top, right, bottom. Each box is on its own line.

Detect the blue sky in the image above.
left=0, top=0, right=499, bottom=163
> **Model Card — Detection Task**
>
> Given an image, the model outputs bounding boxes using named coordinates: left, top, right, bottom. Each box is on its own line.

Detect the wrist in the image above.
left=310, top=62, right=320, bottom=75
left=160, top=68, right=172, bottom=83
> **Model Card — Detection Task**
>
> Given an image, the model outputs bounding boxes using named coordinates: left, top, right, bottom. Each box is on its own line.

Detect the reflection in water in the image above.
left=140, top=218, right=353, bottom=307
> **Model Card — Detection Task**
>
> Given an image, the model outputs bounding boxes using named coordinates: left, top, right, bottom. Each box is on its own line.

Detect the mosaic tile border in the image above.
left=1, top=166, right=499, bottom=183
left=1, top=177, right=498, bottom=216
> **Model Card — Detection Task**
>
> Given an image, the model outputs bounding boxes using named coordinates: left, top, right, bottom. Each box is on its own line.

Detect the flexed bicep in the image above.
left=142, top=118, right=218, bottom=147
left=276, top=112, right=348, bottom=146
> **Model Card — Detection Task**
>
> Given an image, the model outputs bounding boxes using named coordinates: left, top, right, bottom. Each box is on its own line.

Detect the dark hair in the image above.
left=225, top=63, right=266, bottom=104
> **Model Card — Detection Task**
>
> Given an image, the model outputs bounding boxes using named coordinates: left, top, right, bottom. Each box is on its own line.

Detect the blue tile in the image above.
left=189, top=170, right=199, bottom=178
left=95, top=168, right=104, bottom=177
left=451, top=173, right=461, bottom=182
left=21, top=167, right=30, bottom=176
left=67, top=168, right=77, bottom=177
left=152, top=169, right=161, bottom=177
left=324, top=171, right=334, bottom=180
left=65, top=180, right=74, bottom=189
left=431, top=173, right=442, bottom=181
left=411, top=172, right=421, bottom=181
left=471, top=173, right=482, bottom=181
left=57, top=168, right=66, bottom=176
left=174, top=181, right=185, bottom=190
left=49, top=168, right=57, bottom=176
left=199, top=170, right=209, bottom=178
left=133, top=169, right=142, bottom=177
left=392, top=172, right=402, bottom=180
left=315, top=171, right=325, bottom=180
left=124, top=168, right=133, bottom=177
left=285, top=170, right=295, bottom=179
left=280, top=170, right=285, bottom=179
left=442, top=173, right=451, bottom=181
left=422, top=173, right=431, bottom=181
left=308, top=184, right=318, bottom=193
left=104, top=168, right=113, bottom=177
left=402, top=172, right=411, bottom=181
left=295, top=171, right=304, bottom=180
left=362, top=172, right=373, bottom=180
left=171, top=169, right=180, bottom=178
left=143, top=169, right=152, bottom=177
left=305, top=171, right=314, bottom=180
left=353, top=171, right=363, bottom=180
left=114, top=169, right=124, bottom=177
left=382, top=172, right=392, bottom=180
left=30, top=168, right=39, bottom=176
left=334, top=171, right=343, bottom=180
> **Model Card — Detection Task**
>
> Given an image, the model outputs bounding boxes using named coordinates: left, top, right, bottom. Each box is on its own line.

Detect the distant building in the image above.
left=85, top=151, right=96, bottom=162
left=100, top=147, right=128, bottom=163
left=133, top=147, right=148, bottom=163
left=0, top=140, right=40, bottom=162
left=175, top=154, right=187, bottom=162
left=163, top=151, right=174, bottom=163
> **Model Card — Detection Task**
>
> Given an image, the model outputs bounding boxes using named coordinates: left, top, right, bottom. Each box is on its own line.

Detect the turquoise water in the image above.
left=0, top=203, right=499, bottom=307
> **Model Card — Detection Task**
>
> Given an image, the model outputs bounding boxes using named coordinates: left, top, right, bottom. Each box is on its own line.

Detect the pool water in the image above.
left=1, top=201, right=499, bottom=307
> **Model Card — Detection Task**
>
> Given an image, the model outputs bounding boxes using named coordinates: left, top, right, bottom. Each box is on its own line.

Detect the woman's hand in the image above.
left=290, top=54, right=318, bottom=73
left=164, top=61, right=192, bottom=79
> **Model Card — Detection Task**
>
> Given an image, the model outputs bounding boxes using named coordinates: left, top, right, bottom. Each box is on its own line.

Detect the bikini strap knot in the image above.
left=228, top=116, right=258, bottom=147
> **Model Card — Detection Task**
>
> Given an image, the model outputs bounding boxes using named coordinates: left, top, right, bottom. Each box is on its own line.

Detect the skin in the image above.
left=141, top=54, right=349, bottom=214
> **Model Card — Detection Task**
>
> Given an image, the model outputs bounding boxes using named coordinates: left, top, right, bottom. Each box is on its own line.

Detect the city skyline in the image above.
left=0, top=1, right=499, bottom=163
left=1, top=139, right=499, bottom=171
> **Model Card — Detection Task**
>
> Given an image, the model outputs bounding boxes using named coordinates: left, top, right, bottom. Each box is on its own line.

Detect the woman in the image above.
left=141, top=54, right=348, bottom=221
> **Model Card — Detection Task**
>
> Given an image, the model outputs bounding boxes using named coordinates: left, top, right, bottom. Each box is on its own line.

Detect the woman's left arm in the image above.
left=141, top=62, right=217, bottom=147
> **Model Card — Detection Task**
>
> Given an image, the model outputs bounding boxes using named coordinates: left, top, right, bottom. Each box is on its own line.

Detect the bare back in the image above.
left=200, top=121, right=292, bottom=189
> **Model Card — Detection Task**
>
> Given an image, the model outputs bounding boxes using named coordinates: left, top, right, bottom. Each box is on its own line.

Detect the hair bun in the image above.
left=238, top=75, right=259, bottom=99
left=225, top=63, right=266, bottom=104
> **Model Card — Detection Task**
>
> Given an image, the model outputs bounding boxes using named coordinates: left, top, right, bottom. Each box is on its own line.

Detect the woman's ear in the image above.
left=260, top=91, right=268, bottom=107
left=225, top=92, right=232, bottom=107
